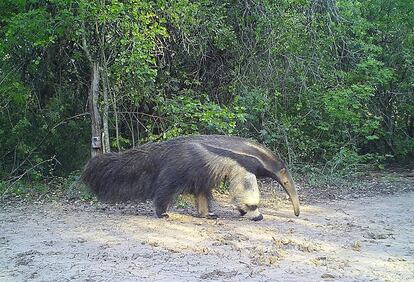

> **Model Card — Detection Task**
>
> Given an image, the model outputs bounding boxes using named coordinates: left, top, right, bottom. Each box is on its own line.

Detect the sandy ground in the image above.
left=1, top=176, right=414, bottom=282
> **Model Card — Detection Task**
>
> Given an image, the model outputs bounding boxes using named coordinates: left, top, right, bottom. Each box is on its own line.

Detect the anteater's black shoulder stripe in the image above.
left=200, top=143, right=267, bottom=169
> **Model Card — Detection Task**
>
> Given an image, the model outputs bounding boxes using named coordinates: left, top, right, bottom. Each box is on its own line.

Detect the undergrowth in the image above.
left=0, top=172, right=95, bottom=203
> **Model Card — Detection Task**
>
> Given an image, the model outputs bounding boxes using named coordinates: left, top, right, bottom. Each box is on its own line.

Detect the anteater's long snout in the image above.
left=288, top=184, right=300, bottom=216
left=275, top=168, right=300, bottom=216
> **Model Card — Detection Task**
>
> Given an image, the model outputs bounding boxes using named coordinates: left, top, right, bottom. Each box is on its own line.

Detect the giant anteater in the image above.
left=81, top=135, right=300, bottom=221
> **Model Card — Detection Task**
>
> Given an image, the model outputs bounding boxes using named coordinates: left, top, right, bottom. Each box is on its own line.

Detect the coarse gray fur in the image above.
left=81, top=135, right=299, bottom=219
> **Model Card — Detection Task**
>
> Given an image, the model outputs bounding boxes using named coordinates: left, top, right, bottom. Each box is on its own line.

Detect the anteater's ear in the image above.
left=279, top=168, right=287, bottom=175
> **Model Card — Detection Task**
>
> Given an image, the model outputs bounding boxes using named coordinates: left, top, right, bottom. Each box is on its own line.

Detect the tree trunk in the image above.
left=111, top=87, right=121, bottom=151
left=89, top=61, right=102, bottom=157
left=81, top=21, right=103, bottom=158
left=101, top=68, right=110, bottom=153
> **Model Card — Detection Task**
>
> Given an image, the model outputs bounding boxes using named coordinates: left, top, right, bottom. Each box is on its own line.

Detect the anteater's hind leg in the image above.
left=153, top=185, right=178, bottom=218
left=196, top=190, right=218, bottom=219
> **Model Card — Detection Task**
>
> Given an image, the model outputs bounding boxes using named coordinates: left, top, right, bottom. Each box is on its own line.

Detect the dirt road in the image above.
left=1, top=179, right=413, bottom=281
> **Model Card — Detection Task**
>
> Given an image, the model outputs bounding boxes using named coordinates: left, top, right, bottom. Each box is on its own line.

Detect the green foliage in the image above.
left=174, top=194, right=192, bottom=209
left=216, top=180, right=230, bottom=195
left=64, top=173, right=96, bottom=202
left=0, top=174, right=96, bottom=202
left=1, top=0, right=413, bottom=184
left=157, top=94, right=246, bottom=139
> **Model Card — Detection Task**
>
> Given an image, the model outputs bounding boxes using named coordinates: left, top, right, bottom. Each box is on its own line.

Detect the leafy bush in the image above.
left=1, top=0, right=413, bottom=183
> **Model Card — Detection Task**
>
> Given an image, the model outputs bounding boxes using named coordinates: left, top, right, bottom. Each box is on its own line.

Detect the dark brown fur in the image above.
left=81, top=135, right=296, bottom=219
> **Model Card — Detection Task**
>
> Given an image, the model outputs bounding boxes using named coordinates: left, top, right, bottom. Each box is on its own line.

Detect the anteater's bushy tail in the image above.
left=81, top=149, right=157, bottom=202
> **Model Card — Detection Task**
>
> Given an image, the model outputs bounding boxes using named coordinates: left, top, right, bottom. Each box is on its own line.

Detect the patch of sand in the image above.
left=1, top=190, right=413, bottom=281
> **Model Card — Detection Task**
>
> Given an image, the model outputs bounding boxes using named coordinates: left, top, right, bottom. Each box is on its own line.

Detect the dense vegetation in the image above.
left=1, top=0, right=413, bottom=183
